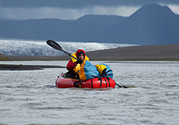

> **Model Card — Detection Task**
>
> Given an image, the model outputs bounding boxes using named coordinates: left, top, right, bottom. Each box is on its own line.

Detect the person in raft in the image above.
left=66, top=49, right=89, bottom=79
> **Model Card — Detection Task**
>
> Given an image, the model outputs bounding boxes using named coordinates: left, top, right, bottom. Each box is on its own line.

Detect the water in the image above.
left=0, top=61, right=179, bottom=125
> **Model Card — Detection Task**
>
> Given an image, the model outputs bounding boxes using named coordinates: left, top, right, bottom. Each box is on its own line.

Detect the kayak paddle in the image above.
left=46, top=40, right=79, bottom=60
left=115, top=83, right=128, bottom=88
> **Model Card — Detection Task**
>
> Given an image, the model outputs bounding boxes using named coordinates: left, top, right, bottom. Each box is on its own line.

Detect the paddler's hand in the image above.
left=76, top=59, right=83, bottom=64
left=74, top=81, right=81, bottom=88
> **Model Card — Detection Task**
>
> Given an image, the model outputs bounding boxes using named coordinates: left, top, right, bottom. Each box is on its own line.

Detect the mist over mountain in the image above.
left=0, top=3, right=179, bottom=45
left=77, top=15, right=127, bottom=26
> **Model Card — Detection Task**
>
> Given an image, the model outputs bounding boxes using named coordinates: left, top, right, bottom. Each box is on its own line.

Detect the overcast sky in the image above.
left=0, top=0, right=179, bottom=20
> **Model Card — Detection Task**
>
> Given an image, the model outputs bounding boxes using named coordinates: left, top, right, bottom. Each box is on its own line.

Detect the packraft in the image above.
left=56, top=73, right=116, bottom=88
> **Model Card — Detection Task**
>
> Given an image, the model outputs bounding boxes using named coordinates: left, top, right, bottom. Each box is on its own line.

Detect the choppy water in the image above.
left=0, top=61, right=179, bottom=125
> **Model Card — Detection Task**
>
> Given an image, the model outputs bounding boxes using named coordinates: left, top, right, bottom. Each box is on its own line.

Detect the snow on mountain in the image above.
left=0, top=39, right=138, bottom=56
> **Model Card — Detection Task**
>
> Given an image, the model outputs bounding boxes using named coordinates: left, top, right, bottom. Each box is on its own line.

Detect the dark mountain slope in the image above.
left=0, top=4, right=179, bottom=45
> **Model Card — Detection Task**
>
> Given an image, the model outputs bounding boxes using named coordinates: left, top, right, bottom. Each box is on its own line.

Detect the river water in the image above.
left=0, top=61, right=179, bottom=125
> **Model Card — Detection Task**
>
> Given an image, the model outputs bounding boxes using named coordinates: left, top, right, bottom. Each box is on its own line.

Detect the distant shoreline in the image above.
left=0, top=64, right=65, bottom=70
left=4, top=44, right=179, bottom=61
left=1, top=44, right=179, bottom=70
left=0, top=44, right=179, bottom=61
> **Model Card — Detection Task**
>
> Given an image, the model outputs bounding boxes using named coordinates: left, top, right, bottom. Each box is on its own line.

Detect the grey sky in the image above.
left=0, top=0, right=179, bottom=20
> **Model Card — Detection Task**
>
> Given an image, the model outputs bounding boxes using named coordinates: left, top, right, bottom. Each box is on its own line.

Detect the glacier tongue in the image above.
left=0, top=39, right=138, bottom=56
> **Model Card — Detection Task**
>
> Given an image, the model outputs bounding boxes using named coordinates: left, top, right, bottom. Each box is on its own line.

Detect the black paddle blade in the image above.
left=46, top=39, right=79, bottom=60
left=46, top=40, right=62, bottom=50
left=116, top=83, right=129, bottom=88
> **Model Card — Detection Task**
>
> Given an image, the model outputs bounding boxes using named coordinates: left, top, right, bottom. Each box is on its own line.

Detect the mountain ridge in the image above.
left=0, top=3, right=179, bottom=45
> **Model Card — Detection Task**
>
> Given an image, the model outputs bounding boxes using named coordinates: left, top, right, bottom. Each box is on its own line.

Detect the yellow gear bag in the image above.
left=95, top=64, right=107, bottom=75
left=95, top=63, right=113, bottom=78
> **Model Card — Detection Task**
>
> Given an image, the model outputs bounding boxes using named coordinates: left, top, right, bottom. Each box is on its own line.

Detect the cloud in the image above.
left=0, top=0, right=179, bottom=20
left=0, top=7, right=82, bottom=20
left=91, top=6, right=139, bottom=17
left=0, top=6, right=140, bottom=20
left=0, top=0, right=179, bottom=8
left=168, top=4, right=179, bottom=15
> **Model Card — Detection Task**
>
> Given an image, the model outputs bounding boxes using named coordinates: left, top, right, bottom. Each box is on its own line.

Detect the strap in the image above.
left=106, top=69, right=112, bottom=74
left=99, top=77, right=102, bottom=88
left=107, top=77, right=110, bottom=87
left=104, top=77, right=108, bottom=87
left=91, top=79, right=94, bottom=88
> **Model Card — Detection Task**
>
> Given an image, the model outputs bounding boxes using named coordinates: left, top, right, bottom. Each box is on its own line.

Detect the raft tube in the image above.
left=56, top=73, right=116, bottom=88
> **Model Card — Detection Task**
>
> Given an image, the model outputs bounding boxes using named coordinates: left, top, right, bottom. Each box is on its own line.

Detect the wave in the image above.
left=0, top=39, right=138, bottom=56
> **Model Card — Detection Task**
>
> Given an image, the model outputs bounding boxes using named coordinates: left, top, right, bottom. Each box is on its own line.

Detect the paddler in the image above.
left=66, top=49, right=89, bottom=79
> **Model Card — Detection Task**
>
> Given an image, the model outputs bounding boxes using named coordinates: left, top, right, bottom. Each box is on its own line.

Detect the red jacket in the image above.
left=66, top=49, right=85, bottom=73
left=66, top=60, right=77, bottom=72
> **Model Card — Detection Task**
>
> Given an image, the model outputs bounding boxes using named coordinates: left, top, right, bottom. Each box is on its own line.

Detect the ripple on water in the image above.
left=0, top=61, right=179, bottom=125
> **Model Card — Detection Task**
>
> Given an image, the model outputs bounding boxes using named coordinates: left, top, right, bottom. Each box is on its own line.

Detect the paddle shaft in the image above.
left=103, top=73, right=128, bottom=88
left=47, top=40, right=79, bottom=60
left=60, top=48, right=78, bottom=60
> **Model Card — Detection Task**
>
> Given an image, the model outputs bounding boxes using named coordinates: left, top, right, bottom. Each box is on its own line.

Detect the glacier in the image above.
left=0, top=39, right=138, bottom=56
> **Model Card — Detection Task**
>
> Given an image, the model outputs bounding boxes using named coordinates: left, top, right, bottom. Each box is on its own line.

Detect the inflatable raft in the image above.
left=56, top=73, right=116, bottom=88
